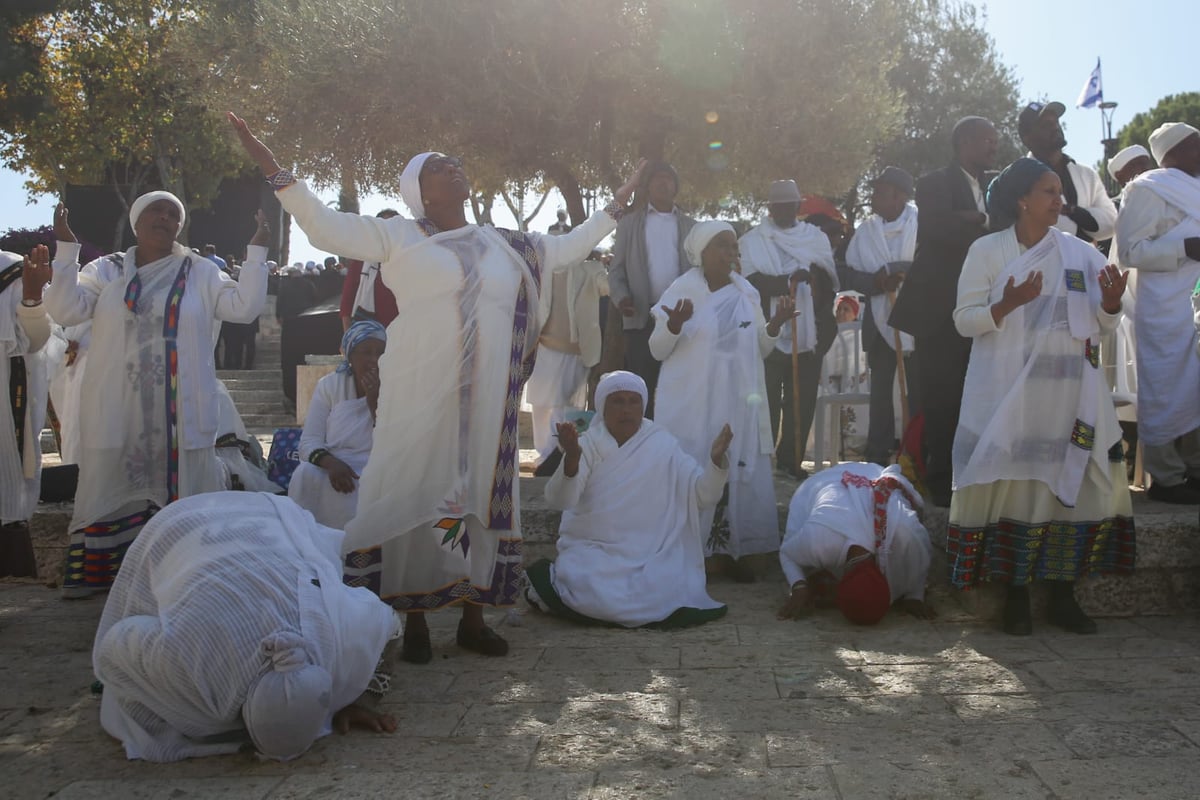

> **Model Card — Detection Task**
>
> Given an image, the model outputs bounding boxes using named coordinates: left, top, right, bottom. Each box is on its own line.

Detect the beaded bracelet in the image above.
left=308, top=448, right=330, bottom=466
left=604, top=198, right=628, bottom=223
left=265, top=168, right=297, bottom=190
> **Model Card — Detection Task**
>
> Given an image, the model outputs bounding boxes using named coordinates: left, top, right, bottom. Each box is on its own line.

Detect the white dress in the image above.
left=651, top=268, right=780, bottom=559
left=278, top=181, right=618, bottom=609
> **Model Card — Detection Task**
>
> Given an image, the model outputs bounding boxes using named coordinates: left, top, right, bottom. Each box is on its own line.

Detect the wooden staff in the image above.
left=887, top=288, right=909, bottom=428
left=790, top=281, right=803, bottom=472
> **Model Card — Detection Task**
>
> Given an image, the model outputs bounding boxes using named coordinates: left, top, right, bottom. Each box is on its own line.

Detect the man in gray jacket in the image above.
left=607, top=161, right=695, bottom=418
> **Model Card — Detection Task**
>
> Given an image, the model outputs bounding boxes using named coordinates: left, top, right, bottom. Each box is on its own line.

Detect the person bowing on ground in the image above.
left=229, top=113, right=647, bottom=664
left=527, top=371, right=731, bottom=628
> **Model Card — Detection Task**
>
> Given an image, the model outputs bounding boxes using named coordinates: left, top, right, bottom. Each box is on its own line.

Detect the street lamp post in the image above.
left=1099, top=100, right=1120, bottom=193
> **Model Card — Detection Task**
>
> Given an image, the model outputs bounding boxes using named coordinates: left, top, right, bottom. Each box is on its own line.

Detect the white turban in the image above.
left=683, top=220, right=736, bottom=267
left=594, top=370, right=648, bottom=418
left=1108, top=144, right=1151, bottom=176
left=398, top=152, right=438, bottom=219
left=1148, top=122, right=1200, bottom=166
left=241, top=631, right=333, bottom=761
left=129, top=191, right=185, bottom=233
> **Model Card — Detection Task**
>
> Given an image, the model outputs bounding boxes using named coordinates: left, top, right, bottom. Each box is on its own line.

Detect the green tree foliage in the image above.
left=1117, top=92, right=1200, bottom=154
left=0, top=1, right=247, bottom=248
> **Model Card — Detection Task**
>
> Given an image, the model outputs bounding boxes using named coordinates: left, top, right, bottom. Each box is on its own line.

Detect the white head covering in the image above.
left=398, top=152, right=439, bottom=219
left=241, top=631, right=334, bottom=761
left=129, top=190, right=185, bottom=233
left=594, top=370, right=648, bottom=419
left=767, top=179, right=802, bottom=203
left=1149, top=122, right=1200, bottom=166
left=1108, top=144, right=1151, bottom=176
left=683, top=220, right=736, bottom=267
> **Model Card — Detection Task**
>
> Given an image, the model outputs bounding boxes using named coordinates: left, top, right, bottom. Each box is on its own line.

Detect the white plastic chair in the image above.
left=812, top=321, right=871, bottom=471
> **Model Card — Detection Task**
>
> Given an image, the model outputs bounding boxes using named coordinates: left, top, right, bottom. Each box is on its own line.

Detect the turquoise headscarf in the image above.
left=337, top=320, right=387, bottom=374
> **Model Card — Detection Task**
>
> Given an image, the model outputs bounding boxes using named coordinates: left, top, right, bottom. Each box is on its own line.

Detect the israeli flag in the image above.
left=1076, top=59, right=1103, bottom=109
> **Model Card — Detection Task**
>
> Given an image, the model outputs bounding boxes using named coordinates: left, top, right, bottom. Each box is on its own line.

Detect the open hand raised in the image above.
left=554, top=421, right=582, bottom=461
left=21, top=245, right=52, bottom=301
left=767, top=295, right=799, bottom=335
left=661, top=298, right=694, bottom=335
left=1098, top=264, right=1127, bottom=313
left=227, top=112, right=282, bottom=176
left=710, top=423, right=733, bottom=466
left=1001, top=270, right=1043, bottom=309
left=53, top=203, right=77, bottom=244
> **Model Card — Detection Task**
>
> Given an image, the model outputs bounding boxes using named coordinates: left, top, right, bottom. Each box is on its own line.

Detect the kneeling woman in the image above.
left=651, top=221, right=796, bottom=580
left=527, top=371, right=732, bottom=628
left=947, top=158, right=1135, bottom=635
left=289, top=320, right=385, bottom=528
left=93, top=492, right=400, bottom=762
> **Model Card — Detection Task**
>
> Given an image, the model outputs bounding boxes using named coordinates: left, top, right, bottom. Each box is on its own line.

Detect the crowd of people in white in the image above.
left=0, top=105, right=1198, bottom=762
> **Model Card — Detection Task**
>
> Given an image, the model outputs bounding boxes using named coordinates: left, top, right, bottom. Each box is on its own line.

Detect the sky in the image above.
left=1, top=0, right=1193, bottom=263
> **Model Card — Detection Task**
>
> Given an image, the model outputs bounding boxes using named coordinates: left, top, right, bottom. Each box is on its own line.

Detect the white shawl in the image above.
left=845, top=205, right=917, bottom=352
left=739, top=219, right=837, bottom=353
left=543, top=419, right=725, bottom=627
left=93, top=492, right=396, bottom=762
left=954, top=229, right=1116, bottom=506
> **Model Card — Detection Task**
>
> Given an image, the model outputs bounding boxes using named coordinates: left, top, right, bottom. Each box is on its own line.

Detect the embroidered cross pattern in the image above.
left=1064, top=269, right=1086, bottom=293
left=1070, top=418, right=1095, bottom=451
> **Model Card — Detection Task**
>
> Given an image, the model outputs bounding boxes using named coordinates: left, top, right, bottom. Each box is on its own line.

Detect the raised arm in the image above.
left=44, top=206, right=104, bottom=326
left=228, top=112, right=393, bottom=264
left=536, top=160, right=648, bottom=273
left=212, top=211, right=270, bottom=323
left=543, top=422, right=592, bottom=511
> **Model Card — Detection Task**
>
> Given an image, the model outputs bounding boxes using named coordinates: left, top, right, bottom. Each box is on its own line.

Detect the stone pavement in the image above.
left=3, top=580, right=1200, bottom=800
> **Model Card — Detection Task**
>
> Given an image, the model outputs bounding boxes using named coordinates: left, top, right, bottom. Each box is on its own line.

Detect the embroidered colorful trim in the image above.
left=1064, top=269, right=1086, bottom=293
left=947, top=513, right=1135, bottom=589
left=1084, top=338, right=1099, bottom=369
left=7, top=355, right=25, bottom=467
left=62, top=505, right=159, bottom=590
left=161, top=256, right=191, bottom=503
left=1069, top=418, right=1095, bottom=451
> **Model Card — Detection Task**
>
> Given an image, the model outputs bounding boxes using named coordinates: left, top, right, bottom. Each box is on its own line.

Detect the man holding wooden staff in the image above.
left=741, top=180, right=838, bottom=478
left=842, top=166, right=919, bottom=466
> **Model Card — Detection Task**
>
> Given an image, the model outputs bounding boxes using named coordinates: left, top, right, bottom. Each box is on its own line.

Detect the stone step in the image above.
left=241, top=414, right=297, bottom=431
left=221, top=389, right=286, bottom=404
left=24, top=469, right=1199, bottom=618
left=218, top=370, right=282, bottom=383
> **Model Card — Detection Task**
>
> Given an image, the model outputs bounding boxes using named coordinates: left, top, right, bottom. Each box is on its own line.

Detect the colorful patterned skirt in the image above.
left=946, top=457, right=1136, bottom=589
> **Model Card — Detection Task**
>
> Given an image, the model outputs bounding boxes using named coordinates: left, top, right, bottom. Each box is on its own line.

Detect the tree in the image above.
left=0, top=1, right=247, bottom=249
left=1117, top=92, right=1200, bottom=153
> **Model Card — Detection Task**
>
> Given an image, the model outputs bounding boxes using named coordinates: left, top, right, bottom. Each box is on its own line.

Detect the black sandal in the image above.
left=456, top=621, right=509, bottom=657
left=401, top=627, right=433, bottom=664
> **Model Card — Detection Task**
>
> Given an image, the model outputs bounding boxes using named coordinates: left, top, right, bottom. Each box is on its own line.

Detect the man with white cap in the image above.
left=777, top=462, right=935, bottom=623
left=1019, top=101, right=1118, bottom=243
left=740, top=179, right=838, bottom=476
left=45, top=196, right=269, bottom=596
left=526, top=370, right=732, bottom=627
left=1109, top=145, right=1155, bottom=190
left=0, top=247, right=53, bottom=577
left=1115, top=122, right=1200, bottom=503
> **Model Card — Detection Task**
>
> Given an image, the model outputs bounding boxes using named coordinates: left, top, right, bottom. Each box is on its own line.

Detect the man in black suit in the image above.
left=889, top=116, right=998, bottom=506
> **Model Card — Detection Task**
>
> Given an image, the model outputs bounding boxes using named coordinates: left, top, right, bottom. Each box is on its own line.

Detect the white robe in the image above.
left=1, top=282, right=53, bottom=524
left=45, top=243, right=268, bottom=531
left=953, top=228, right=1122, bottom=506
left=845, top=205, right=917, bottom=352
left=47, top=320, right=91, bottom=465
left=290, top=381, right=375, bottom=529
left=738, top=219, right=837, bottom=354
left=651, top=269, right=780, bottom=558
left=1114, top=168, right=1200, bottom=446
left=781, top=462, right=932, bottom=602
left=543, top=419, right=727, bottom=626
left=93, top=492, right=396, bottom=762
left=277, top=181, right=616, bottom=606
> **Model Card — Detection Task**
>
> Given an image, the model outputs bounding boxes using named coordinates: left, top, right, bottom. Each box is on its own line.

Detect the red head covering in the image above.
left=836, top=294, right=860, bottom=319
left=836, top=555, right=890, bottom=625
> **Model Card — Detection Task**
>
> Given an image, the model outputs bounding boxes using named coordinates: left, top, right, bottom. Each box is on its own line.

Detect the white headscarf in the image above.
left=398, top=152, right=439, bottom=219
left=129, top=190, right=185, bottom=233
left=594, top=370, right=648, bottom=421
left=241, top=631, right=334, bottom=761
left=683, top=220, right=736, bottom=267
left=1108, top=144, right=1150, bottom=176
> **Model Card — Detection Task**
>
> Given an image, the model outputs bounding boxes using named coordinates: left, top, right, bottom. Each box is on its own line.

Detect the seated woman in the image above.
left=288, top=320, right=385, bottom=528
left=525, top=370, right=732, bottom=628
left=93, top=491, right=401, bottom=762
left=214, top=380, right=279, bottom=493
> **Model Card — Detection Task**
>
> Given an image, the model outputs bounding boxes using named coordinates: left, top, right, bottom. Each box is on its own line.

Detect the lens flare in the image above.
left=705, top=111, right=720, bottom=124
left=708, top=141, right=723, bottom=150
